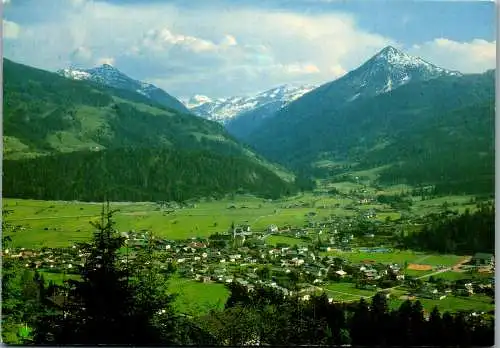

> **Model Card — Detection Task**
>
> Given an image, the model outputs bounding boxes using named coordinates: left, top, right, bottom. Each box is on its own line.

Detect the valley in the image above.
left=3, top=175, right=494, bottom=318
left=2, top=21, right=495, bottom=345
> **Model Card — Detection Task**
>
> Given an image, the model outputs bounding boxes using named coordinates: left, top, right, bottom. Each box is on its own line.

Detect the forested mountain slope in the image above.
left=245, top=67, right=494, bottom=194
left=3, top=59, right=297, bottom=201
left=3, top=147, right=297, bottom=201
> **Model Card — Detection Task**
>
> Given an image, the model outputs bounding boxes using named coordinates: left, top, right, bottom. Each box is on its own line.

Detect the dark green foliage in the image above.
left=376, top=101, right=494, bottom=195
left=404, top=203, right=494, bottom=254
left=244, top=71, right=494, bottom=195
left=3, top=58, right=292, bottom=192
left=215, top=284, right=494, bottom=346
left=31, top=205, right=178, bottom=345
left=3, top=147, right=295, bottom=201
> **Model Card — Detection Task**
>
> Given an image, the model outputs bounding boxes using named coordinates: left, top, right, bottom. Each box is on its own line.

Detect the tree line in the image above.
left=3, top=147, right=298, bottom=202
left=402, top=202, right=494, bottom=254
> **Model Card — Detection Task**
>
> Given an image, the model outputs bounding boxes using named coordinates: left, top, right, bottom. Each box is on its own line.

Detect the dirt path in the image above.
left=452, top=256, right=472, bottom=271
left=415, top=267, right=452, bottom=279
left=10, top=215, right=99, bottom=221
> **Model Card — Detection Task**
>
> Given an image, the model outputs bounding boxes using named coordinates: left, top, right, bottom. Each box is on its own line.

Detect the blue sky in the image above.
left=3, top=0, right=496, bottom=98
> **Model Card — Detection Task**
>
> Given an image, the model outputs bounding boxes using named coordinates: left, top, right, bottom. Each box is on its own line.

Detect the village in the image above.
left=4, top=213, right=494, bottom=316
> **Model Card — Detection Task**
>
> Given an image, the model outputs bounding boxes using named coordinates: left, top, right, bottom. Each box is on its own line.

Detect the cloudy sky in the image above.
left=3, top=0, right=496, bottom=99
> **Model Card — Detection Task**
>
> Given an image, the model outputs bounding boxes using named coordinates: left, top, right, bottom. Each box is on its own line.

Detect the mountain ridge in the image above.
left=185, top=84, right=317, bottom=124
left=3, top=58, right=301, bottom=201
left=239, top=46, right=493, bottom=194
left=58, top=64, right=190, bottom=114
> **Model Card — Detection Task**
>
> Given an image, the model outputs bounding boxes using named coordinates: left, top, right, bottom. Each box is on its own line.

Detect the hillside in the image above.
left=58, top=64, right=190, bottom=113
left=3, top=59, right=289, bottom=174
left=3, top=58, right=297, bottom=200
left=375, top=100, right=495, bottom=194
left=243, top=49, right=494, bottom=193
left=3, top=147, right=297, bottom=202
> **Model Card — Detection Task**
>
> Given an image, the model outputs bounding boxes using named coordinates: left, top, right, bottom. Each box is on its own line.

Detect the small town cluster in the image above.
left=4, top=220, right=494, bottom=313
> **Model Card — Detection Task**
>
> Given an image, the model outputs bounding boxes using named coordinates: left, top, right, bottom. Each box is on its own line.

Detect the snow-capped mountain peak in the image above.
left=184, top=84, right=317, bottom=124
left=333, top=45, right=462, bottom=98
left=59, top=68, right=91, bottom=80
left=57, top=65, right=189, bottom=113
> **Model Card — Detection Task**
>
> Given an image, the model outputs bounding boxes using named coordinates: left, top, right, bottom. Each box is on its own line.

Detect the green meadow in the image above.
left=389, top=294, right=493, bottom=314
left=3, top=195, right=357, bottom=248
left=319, top=249, right=463, bottom=267
left=167, top=277, right=230, bottom=316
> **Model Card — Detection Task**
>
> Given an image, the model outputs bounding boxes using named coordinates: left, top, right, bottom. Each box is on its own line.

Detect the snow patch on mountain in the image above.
left=57, top=64, right=189, bottom=113
left=185, top=84, right=317, bottom=124
left=337, top=45, right=462, bottom=102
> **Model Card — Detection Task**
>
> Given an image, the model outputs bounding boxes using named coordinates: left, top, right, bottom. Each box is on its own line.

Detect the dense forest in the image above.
left=402, top=203, right=495, bottom=255
left=3, top=147, right=300, bottom=201
left=2, top=208, right=494, bottom=346
left=3, top=58, right=291, bottom=187
left=248, top=71, right=494, bottom=168
left=244, top=71, right=494, bottom=195
left=376, top=101, right=494, bottom=195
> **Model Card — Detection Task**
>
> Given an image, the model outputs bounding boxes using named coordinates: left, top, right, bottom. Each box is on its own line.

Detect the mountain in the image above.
left=243, top=46, right=494, bottom=194
left=186, top=84, right=317, bottom=124
left=3, top=147, right=299, bottom=201
left=3, top=58, right=298, bottom=201
left=241, top=46, right=460, bottom=142
left=183, top=94, right=215, bottom=109
left=58, top=64, right=190, bottom=113
left=375, top=99, right=494, bottom=195
left=335, top=45, right=462, bottom=100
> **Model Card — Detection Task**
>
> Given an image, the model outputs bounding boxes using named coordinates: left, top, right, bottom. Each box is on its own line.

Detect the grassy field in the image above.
left=389, top=294, right=493, bottom=313
left=320, top=249, right=464, bottom=267
left=39, top=271, right=81, bottom=284
left=324, top=282, right=378, bottom=301
left=325, top=282, right=494, bottom=314
left=265, top=235, right=309, bottom=247
left=410, top=195, right=477, bottom=215
left=3, top=187, right=480, bottom=249
left=167, top=277, right=229, bottom=316
left=3, top=196, right=359, bottom=248
left=36, top=270, right=230, bottom=316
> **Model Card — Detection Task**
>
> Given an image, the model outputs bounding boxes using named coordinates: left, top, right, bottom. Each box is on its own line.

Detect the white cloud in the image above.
left=1, top=1, right=399, bottom=97
left=283, top=63, right=320, bottom=74
left=3, top=19, right=20, bottom=39
left=329, top=64, right=347, bottom=78
left=221, top=34, right=238, bottom=47
left=140, top=27, right=218, bottom=53
left=3, top=0, right=11, bottom=4
left=410, top=38, right=496, bottom=73
left=97, top=57, right=115, bottom=66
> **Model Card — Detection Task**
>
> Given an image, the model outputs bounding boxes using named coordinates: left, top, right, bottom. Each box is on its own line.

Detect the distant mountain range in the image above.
left=183, top=45, right=463, bottom=139
left=58, top=64, right=190, bottom=114
left=4, top=44, right=494, bottom=198
left=183, top=84, right=317, bottom=125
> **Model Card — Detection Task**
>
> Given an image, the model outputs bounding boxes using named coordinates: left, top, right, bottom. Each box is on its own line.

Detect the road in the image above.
left=9, top=215, right=99, bottom=221
left=382, top=256, right=472, bottom=292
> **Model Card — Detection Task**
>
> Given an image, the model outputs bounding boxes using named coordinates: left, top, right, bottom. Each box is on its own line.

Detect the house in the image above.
left=267, top=224, right=279, bottom=233
left=335, top=270, right=347, bottom=277
left=471, top=253, right=494, bottom=266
